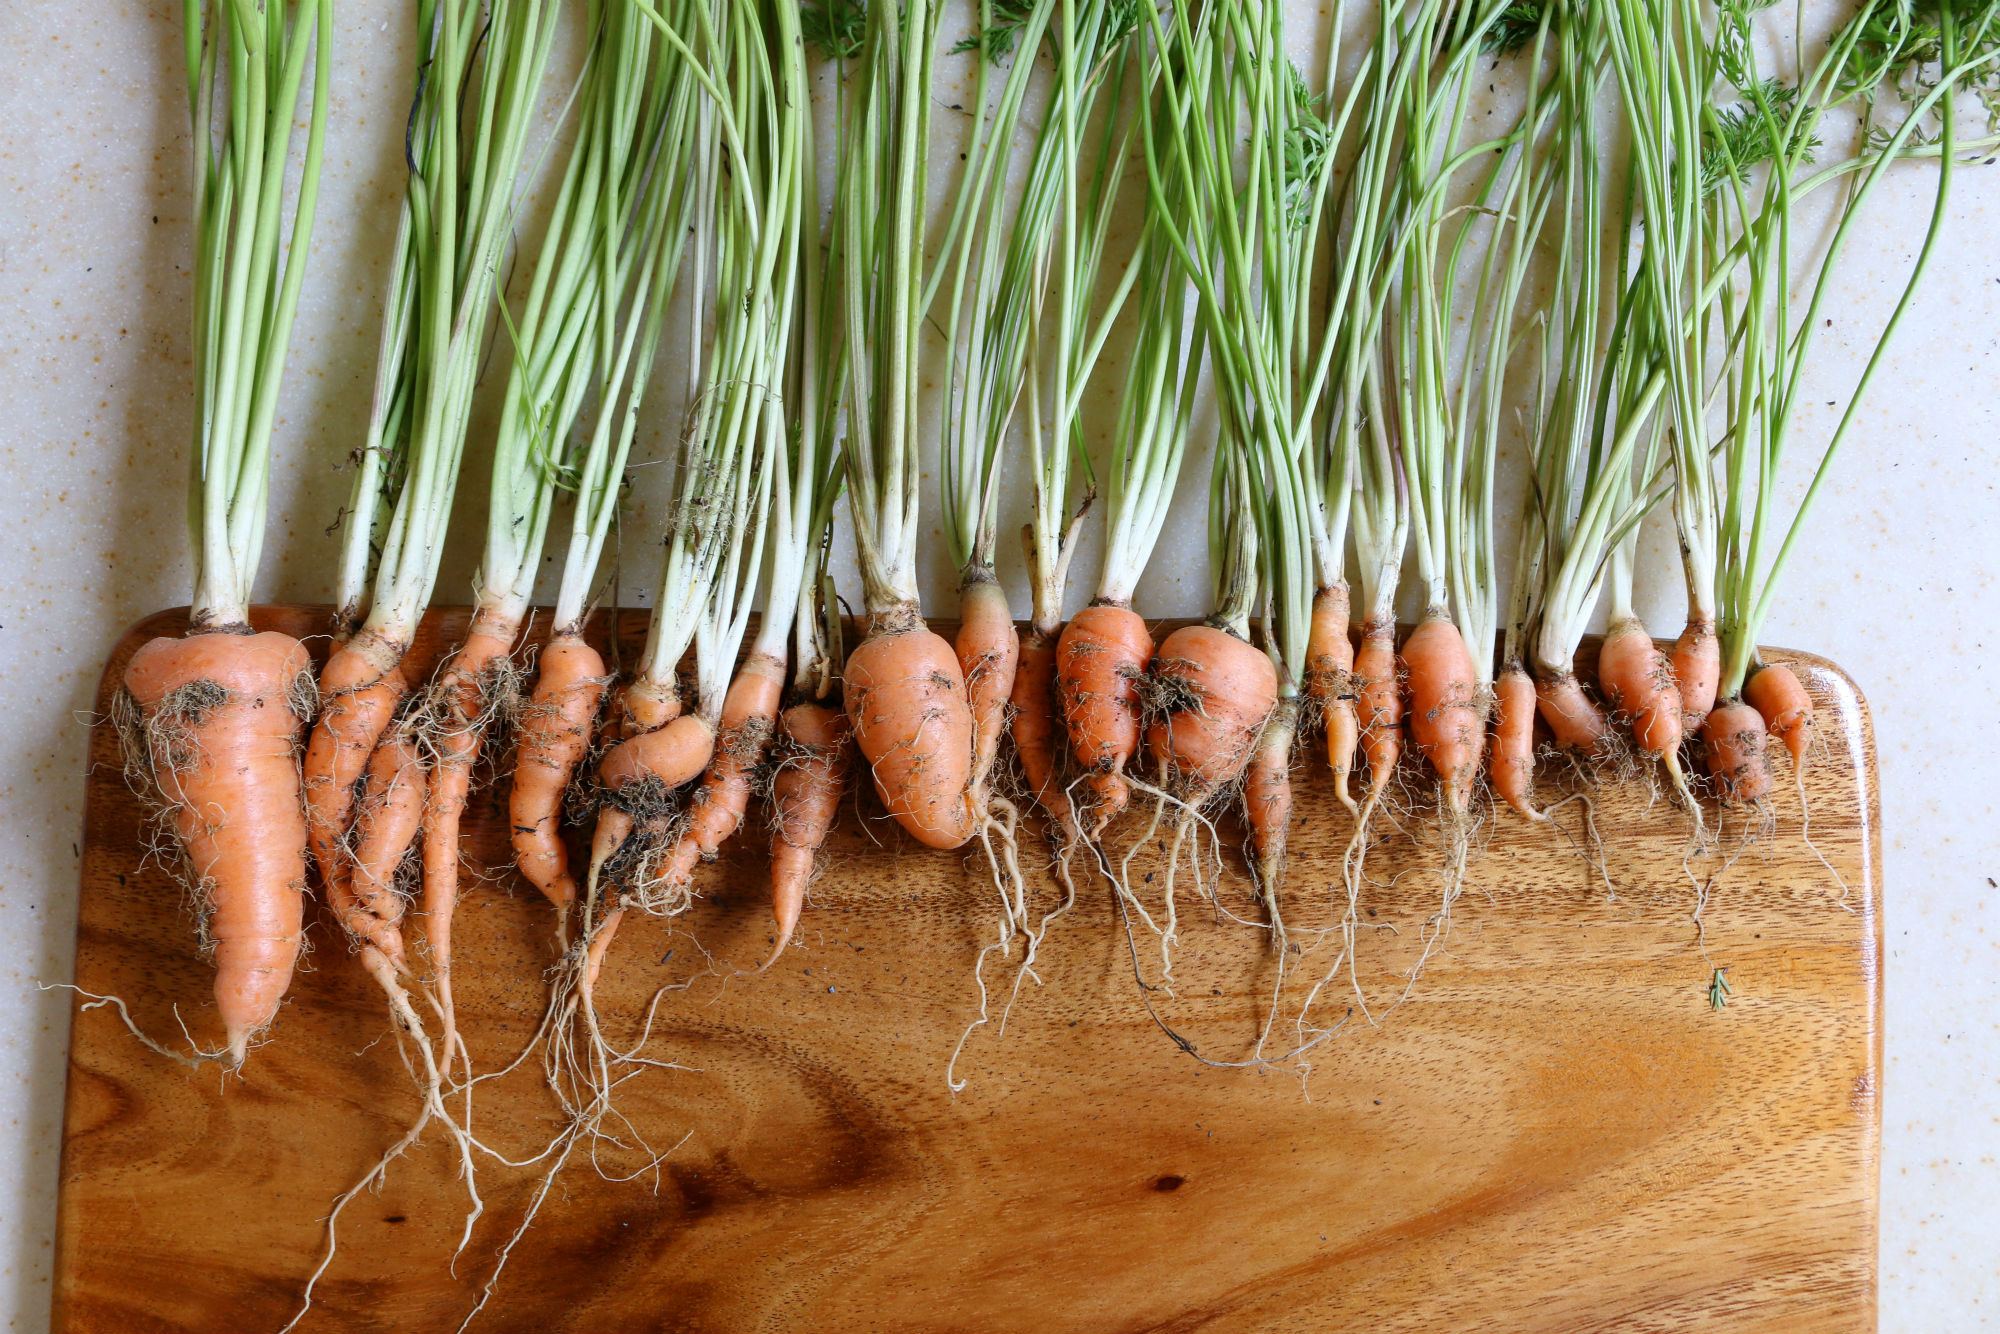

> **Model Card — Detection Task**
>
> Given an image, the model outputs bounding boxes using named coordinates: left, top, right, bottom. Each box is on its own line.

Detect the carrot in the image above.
left=122, top=629, right=313, bottom=1064
left=597, top=711, right=715, bottom=798
left=1400, top=613, right=1485, bottom=816
left=1745, top=662, right=1813, bottom=772
left=844, top=612, right=977, bottom=851
left=1701, top=699, right=1772, bottom=805
left=1146, top=624, right=1279, bottom=803
left=303, top=629, right=409, bottom=891
left=761, top=701, right=853, bottom=970
left=654, top=651, right=787, bottom=895
left=1243, top=696, right=1298, bottom=921
left=338, top=727, right=424, bottom=973
left=417, top=609, right=521, bottom=1069
left=1597, top=617, right=1683, bottom=756
left=1305, top=582, right=1359, bottom=812
left=510, top=632, right=606, bottom=911
left=1534, top=667, right=1611, bottom=753
left=957, top=575, right=1020, bottom=807
left=1056, top=600, right=1154, bottom=826
left=1672, top=616, right=1720, bottom=730
left=1352, top=617, right=1402, bottom=798
left=1489, top=662, right=1543, bottom=821
left=1011, top=627, right=1080, bottom=844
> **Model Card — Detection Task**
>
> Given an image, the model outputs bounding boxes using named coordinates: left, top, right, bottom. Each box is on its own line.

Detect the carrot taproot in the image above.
left=1057, top=601, right=1154, bottom=824
left=1353, top=617, right=1402, bottom=798
left=1700, top=699, right=1772, bottom=805
left=1672, top=616, right=1720, bottom=730
left=1534, top=667, right=1611, bottom=753
left=1401, top=613, right=1485, bottom=816
left=1305, top=582, right=1359, bottom=812
left=653, top=652, right=787, bottom=896
left=339, top=728, right=424, bottom=973
left=957, top=575, right=1020, bottom=807
left=122, top=628, right=312, bottom=1064
left=1243, top=696, right=1298, bottom=921
left=844, top=612, right=977, bottom=851
left=510, top=632, right=606, bottom=911
left=1745, top=662, right=1813, bottom=772
left=1146, top=624, right=1279, bottom=803
left=1489, top=662, right=1543, bottom=821
left=760, top=701, right=852, bottom=971
left=1012, top=627, right=1080, bottom=844
left=303, top=628, right=409, bottom=890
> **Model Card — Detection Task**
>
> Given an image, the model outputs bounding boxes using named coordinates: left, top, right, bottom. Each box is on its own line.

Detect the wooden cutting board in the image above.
left=53, top=605, right=1881, bottom=1334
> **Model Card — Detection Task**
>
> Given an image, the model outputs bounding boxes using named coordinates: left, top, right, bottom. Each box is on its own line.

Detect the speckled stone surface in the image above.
left=2, top=3, right=1996, bottom=1330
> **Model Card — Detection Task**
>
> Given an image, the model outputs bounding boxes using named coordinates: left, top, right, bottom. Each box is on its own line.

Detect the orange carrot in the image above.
left=1700, top=699, right=1772, bottom=805
left=957, top=574, right=1020, bottom=807
left=1145, top=624, right=1278, bottom=803
left=1672, top=616, right=1721, bottom=730
left=1534, top=667, right=1611, bottom=753
left=1597, top=617, right=1683, bottom=757
left=1744, top=662, right=1813, bottom=772
left=341, top=728, right=424, bottom=971
left=418, top=608, right=521, bottom=1067
left=1353, top=617, right=1402, bottom=798
left=303, top=627, right=408, bottom=891
left=122, top=629, right=312, bottom=1064
left=761, top=700, right=852, bottom=970
left=510, top=631, right=606, bottom=911
left=844, top=612, right=977, bottom=850
left=1056, top=601, right=1153, bottom=824
left=1243, top=697, right=1298, bottom=913
left=653, top=652, right=787, bottom=895
left=1011, top=628, right=1080, bottom=844
left=1400, top=613, right=1485, bottom=815
left=1489, top=662, right=1543, bottom=821
left=1304, top=582, right=1358, bottom=811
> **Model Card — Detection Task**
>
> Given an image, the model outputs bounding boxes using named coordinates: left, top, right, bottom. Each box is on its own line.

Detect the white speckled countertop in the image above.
left=3, top=2, right=1996, bottom=1330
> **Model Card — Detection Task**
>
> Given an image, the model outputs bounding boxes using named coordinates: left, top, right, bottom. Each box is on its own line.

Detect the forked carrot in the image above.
left=510, top=632, right=607, bottom=912
left=1056, top=600, right=1154, bottom=826
left=1744, top=662, right=1813, bottom=773
left=1489, top=662, right=1543, bottom=821
left=1305, top=582, right=1359, bottom=811
left=761, top=700, right=852, bottom=970
left=1400, top=613, right=1485, bottom=816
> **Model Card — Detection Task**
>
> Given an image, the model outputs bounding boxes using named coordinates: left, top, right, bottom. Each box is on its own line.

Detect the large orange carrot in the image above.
left=1489, top=662, right=1543, bottom=821
left=1352, top=617, right=1402, bottom=798
left=1597, top=617, right=1684, bottom=756
left=1400, top=613, right=1485, bottom=815
left=1145, top=624, right=1279, bottom=803
left=1304, top=582, right=1358, bottom=810
left=123, top=629, right=312, bottom=1064
left=654, top=652, right=787, bottom=894
left=957, top=575, right=1020, bottom=808
left=1056, top=601, right=1153, bottom=824
left=1744, top=662, right=1812, bottom=772
left=1011, top=628, right=1080, bottom=844
left=339, top=728, right=424, bottom=973
left=1700, top=699, right=1772, bottom=805
left=303, top=628, right=409, bottom=890
left=1534, top=666, right=1611, bottom=753
left=418, top=608, right=521, bottom=1067
left=1672, top=616, right=1720, bottom=730
left=844, top=612, right=977, bottom=850
left=762, top=700, right=852, bottom=970
left=510, top=632, right=607, bottom=910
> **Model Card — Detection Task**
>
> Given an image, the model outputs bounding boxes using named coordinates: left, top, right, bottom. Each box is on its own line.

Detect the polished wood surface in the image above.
left=54, top=605, right=1881, bottom=1333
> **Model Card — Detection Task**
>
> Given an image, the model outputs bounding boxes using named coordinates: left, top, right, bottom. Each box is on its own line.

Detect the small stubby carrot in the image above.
left=1352, top=616, right=1402, bottom=799
left=340, top=728, right=425, bottom=971
left=1672, top=617, right=1721, bottom=731
left=303, top=627, right=409, bottom=890
left=844, top=611, right=977, bottom=851
left=1489, top=662, right=1543, bottom=821
left=1744, top=662, right=1813, bottom=773
left=1597, top=618, right=1683, bottom=756
left=653, top=652, right=787, bottom=895
left=761, top=700, right=852, bottom=970
left=1304, top=582, right=1358, bottom=812
left=418, top=608, right=521, bottom=1068
left=1400, top=613, right=1485, bottom=816
left=1701, top=699, right=1772, bottom=805
left=956, top=574, right=1020, bottom=809
left=510, top=631, right=607, bottom=911
left=1145, top=624, right=1279, bottom=804
left=1056, top=600, right=1154, bottom=827
left=122, top=628, right=313, bottom=1064
left=1534, top=666, right=1611, bottom=754
left=1010, top=627, right=1080, bottom=845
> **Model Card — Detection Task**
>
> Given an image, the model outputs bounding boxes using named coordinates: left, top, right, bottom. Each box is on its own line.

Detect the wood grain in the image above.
left=54, top=605, right=1881, bottom=1334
